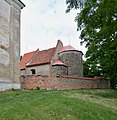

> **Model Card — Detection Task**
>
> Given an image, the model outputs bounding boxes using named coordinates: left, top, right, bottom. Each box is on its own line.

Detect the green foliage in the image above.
left=20, top=55, right=22, bottom=61
left=66, top=0, right=117, bottom=85
left=66, top=0, right=84, bottom=12
left=0, top=90, right=117, bottom=120
left=83, top=60, right=102, bottom=77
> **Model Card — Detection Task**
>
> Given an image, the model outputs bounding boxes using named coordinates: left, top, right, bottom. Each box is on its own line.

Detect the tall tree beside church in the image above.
left=66, top=0, right=117, bottom=85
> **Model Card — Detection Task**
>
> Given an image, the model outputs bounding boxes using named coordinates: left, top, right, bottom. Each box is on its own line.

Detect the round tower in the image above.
left=52, top=60, right=67, bottom=76
left=59, top=45, right=83, bottom=76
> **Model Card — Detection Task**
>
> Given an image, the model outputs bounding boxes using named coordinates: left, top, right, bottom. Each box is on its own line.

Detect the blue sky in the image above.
left=21, top=0, right=86, bottom=56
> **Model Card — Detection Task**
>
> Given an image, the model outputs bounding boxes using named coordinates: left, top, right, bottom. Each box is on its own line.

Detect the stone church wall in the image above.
left=0, top=0, right=25, bottom=91
left=59, top=51, right=83, bottom=76
left=52, top=65, right=68, bottom=76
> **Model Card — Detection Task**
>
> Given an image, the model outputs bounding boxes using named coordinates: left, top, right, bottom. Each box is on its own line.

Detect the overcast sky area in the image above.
left=21, top=0, right=87, bottom=57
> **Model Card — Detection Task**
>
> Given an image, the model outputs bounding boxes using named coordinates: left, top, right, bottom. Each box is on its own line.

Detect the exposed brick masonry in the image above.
left=21, top=75, right=110, bottom=90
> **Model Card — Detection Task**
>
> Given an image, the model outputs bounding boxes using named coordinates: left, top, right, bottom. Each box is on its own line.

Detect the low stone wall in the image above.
left=21, top=75, right=110, bottom=90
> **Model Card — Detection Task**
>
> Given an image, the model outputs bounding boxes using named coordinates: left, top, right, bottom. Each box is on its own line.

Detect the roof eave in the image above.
left=20, top=68, right=25, bottom=70
left=26, top=62, right=50, bottom=67
left=52, top=64, right=67, bottom=67
left=14, top=0, right=25, bottom=9
left=59, top=50, right=83, bottom=55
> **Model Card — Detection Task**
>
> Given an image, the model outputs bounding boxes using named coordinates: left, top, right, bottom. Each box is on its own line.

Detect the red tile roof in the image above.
left=27, top=47, right=55, bottom=67
left=20, top=51, right=36, bottom=70
left=59, top=45, right=77, bottom=53
left=52, top=60, right=67, bottom=66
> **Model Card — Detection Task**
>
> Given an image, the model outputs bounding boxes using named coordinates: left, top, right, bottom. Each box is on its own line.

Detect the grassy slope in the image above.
left=0, top=89, right=117, bottom=120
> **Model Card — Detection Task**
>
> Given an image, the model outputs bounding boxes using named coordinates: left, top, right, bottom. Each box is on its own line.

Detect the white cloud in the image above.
left=21, top=0, right=87, bottom=57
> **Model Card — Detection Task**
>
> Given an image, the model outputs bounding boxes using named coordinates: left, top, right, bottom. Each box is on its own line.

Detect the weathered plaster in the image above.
left=0, top=0, right=25, bottom=91
left=0, top=83, right=20, bottom=91
left=26, top=64, right=50, bottom=75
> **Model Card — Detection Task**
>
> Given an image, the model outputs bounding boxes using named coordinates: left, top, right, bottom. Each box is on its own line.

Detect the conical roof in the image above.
left=52, top=60, right=67, bottom=66
left=59, top=45, right=77, bottom=53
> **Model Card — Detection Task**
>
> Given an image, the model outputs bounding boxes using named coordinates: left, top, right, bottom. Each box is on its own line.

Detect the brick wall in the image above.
left=21, top=75, right=110, bottom=90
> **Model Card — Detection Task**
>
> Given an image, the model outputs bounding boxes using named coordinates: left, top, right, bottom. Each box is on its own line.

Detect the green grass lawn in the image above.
left=0, top=89, right=117, bottom=120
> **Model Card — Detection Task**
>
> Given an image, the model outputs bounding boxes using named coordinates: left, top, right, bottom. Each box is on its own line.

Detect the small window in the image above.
left=31, top=69, right=36, bottom=74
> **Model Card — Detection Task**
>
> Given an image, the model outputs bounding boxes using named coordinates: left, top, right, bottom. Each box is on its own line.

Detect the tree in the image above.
left=20, top=56, right=22, bottom=61
left=66, top=0, right=117, bottom=85
left=83, top=60, right=102, bottom=77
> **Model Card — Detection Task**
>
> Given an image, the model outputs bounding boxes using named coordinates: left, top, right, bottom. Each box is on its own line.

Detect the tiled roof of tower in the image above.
left=20, top=51, right=36, bottom=70
left=59, top=45, right=77, bottom=53
left=27, top=47, right=56, bottom=67
left=52, top=60, right=67, bottom=66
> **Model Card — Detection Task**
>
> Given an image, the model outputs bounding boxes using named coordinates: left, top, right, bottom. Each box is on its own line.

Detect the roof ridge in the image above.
left=24, top=50, right=36, bottom=55
left=40, top=47, right=55, bottom=52
left=26, top=49, right=39, bottom=66
left=26, top=47, right=56, bottom=67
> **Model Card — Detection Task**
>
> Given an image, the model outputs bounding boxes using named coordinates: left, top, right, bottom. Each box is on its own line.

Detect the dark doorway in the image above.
left=31, top=69, right=36, bottom=74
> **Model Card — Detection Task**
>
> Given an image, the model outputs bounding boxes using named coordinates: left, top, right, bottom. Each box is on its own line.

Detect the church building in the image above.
left=20, top=40, right=83, bottom=77
left=0, top=0, right=25, bottom=91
